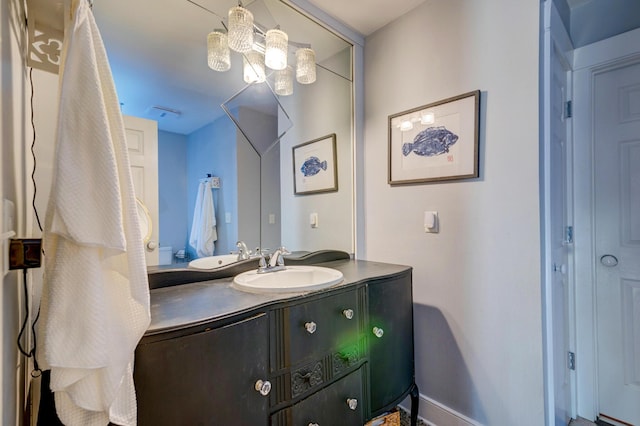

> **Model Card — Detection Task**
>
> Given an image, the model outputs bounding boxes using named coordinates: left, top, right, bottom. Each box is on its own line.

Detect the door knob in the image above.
left=342, top=309, right=354, bottom=320
left=600, top=254, right=618, bottom=267
left=305, top=321, right=317, bottom=334
left=346, top=398, right=358, bottom=410
left=254, top=379, right=271, bottom=396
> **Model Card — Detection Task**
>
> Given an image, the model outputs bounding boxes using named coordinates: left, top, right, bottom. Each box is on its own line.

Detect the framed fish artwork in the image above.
left=292, top=133, right=338, bottom=195
left=388, top=90, right=480, bottom=184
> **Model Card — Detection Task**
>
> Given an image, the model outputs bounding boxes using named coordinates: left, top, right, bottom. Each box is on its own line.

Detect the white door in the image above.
left=593, top=60, right=640, bottom=425
left=549, top=42, right=572, bottom=425
left=124, top=115, right=159, bottom=266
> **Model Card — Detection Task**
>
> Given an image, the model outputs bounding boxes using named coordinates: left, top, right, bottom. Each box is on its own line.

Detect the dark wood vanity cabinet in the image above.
left=133, top=313, right=271, bottom=426
left=133, top=264, right=416, bottom=426
left=368, top=273, right=416, bottom=416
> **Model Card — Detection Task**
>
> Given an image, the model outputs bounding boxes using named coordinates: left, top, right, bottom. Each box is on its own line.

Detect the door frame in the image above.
left=541, top=2, right=576, bottom=424
left=572, top=28, right=640, bottom=421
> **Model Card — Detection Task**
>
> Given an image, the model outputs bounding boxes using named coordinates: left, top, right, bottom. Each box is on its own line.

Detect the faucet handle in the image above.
left=275, top=247, right=290, bottom=266
left=258, top=252, right=267, bottom=269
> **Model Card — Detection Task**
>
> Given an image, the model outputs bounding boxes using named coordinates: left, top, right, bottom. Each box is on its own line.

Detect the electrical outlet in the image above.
left=9, top=239, right=42, bottom=269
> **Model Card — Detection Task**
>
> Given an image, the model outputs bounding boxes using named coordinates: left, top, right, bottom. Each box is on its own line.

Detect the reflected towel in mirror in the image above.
left=189, top=180, right=217, bottom=257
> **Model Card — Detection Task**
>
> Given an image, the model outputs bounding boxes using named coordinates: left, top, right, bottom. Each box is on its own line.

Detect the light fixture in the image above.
left=265, top=28, right=288, bottom=70
left=207, top=30, right=230, bottom=72
left=420, top=112, right=435, bottom=125
left=206, top=4, right=317, bottom=93
left=295, top=48, right=316, bottom=84
left=243, top=50, right=266, bottom=84
left=399, top=120, right=413, bottom=131
left=228, top=5, right=254, bottom=53
left=274, top=66, right=293, bottom=96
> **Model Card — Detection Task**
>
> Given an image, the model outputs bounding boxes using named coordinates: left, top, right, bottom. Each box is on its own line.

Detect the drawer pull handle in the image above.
left=342, top=309, right=354, bottom=320
left=346, top=398, right=358, bottom=410
left=305, top=321, right=317, bottom=334
left=254, top=379, right=272, bottom=396
left=372, top=327, right=384, bottom=338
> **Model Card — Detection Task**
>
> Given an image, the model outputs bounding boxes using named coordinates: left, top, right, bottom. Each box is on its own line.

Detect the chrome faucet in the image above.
left=257, top=247, right=291, bottom=273
left=236, top=241, right=251, bottom=261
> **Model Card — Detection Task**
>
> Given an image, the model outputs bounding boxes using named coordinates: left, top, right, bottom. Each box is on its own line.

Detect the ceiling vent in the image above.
left=146, top=106, right=181, bottom=120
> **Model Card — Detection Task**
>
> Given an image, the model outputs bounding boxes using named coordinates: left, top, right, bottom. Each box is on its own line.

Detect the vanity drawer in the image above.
left=288, top=289, right=361, bottom=365
left=271, top=366, right=365, bottom=426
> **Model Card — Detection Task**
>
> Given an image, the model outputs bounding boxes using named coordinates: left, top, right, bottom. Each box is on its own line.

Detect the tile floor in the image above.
left=398, top=406, right=427, bottom=426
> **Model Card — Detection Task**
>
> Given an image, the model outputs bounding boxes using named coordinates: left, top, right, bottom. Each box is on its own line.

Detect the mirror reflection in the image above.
left=94, top=0, right=354, bottom=267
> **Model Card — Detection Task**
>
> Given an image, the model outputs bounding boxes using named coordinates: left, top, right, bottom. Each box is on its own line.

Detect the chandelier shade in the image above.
left=295, top=48, right=316, bottom=84
left=228, top=6, right=254, bottom=53
left=265, top=29, right=288, bottom=70
left=243, top=50, right=266, bottom=83
left=274, top=66, right=293, bottom=96
left=207, top=30, right=230, bottom=72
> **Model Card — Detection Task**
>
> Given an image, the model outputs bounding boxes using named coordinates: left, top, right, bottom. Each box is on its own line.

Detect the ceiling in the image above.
left=306, top=0, right=427, bottom=36
left=307, top=0, right=640, bottom=44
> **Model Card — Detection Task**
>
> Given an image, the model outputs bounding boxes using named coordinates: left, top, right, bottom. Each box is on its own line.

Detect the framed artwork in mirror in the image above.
left=292, top=133, right=338, bottom=195
left=388, top=90, right=480, bottom=185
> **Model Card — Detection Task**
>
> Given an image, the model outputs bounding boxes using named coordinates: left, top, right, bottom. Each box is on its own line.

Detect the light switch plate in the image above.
left=424, top=211, right=438, bottom=233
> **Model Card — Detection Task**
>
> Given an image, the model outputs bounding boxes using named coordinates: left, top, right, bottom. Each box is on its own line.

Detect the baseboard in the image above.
left=399, top=393, right=483, bottom=426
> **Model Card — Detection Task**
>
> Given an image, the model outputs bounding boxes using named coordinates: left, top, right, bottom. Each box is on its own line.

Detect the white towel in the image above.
left=199, top=180, right=217, bottom=256
left=188, top=181, right=205, bottom=254
left=37, top=1, right=150, bottom=425
left=189, top=181, right=217, bottom=257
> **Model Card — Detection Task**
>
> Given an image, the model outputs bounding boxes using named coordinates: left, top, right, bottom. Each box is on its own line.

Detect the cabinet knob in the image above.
left=305, top=321, right=317, bottom=334
left=342, top=309, right=354, bottom=320
left=346, top=398, right=358, bottom=410
left=372, top=327, right=384, bottom=338
left=254, top=379, right=272, bottom=396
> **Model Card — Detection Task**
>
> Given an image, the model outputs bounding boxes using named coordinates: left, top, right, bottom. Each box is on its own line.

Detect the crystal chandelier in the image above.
left=206, top=2, right=316, bottom=96
left=207, top=30, right=230, bottom=72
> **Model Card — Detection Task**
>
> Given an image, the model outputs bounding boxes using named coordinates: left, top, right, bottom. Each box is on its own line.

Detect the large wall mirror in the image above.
left=93, top=0, right=354, bottom=266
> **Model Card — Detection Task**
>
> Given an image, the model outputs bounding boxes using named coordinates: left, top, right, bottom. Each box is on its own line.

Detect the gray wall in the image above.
left=280, top=47, right=354, bottom=254
left=187, top=116, right=238, bottom=257
left=363, top=0, right=543, bottom=424
left=158, top=131, right=188, bottom=257
left=554, top=0, right=640, bottom=48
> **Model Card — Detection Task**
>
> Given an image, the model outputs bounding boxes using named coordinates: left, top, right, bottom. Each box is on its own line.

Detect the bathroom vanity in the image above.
left=135, top=252, right=418, bottom=425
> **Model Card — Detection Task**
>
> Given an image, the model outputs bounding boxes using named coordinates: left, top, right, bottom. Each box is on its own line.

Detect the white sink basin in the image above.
left=189, top=254, right=238, bottom=270
left=232, top=265, right=344, bottom=294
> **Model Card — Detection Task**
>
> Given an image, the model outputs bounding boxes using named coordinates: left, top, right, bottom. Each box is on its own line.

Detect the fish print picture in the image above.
left=301, top=156, right=328, bottom=177
left=402, top=126, right=458, bottom=157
